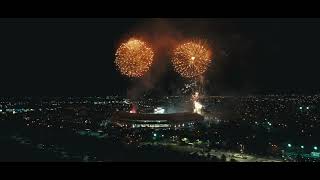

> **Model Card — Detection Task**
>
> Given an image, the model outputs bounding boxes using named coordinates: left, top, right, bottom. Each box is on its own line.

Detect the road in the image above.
left=141, top=142, right=283, bottom=162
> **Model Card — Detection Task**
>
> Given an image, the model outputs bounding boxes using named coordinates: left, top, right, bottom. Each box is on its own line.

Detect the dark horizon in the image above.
left=1, top=18, right=320, bottom=96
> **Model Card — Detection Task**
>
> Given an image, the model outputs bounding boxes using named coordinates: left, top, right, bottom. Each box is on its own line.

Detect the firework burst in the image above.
left=172, top=40, right=212, bottom=78
left=115, top=38, right=154, bottom=78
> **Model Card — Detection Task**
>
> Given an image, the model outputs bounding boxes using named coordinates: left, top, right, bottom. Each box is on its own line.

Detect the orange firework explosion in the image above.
left=115, top=38, right=154, bottom=78
left=172, top=40, right=212, bottom=78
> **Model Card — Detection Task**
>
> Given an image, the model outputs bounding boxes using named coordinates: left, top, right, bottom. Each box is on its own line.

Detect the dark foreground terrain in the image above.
left=0, top=119, right=217, bottom=162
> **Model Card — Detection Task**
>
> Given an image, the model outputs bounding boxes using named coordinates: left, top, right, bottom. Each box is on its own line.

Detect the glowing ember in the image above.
left=129, top=104, right=137, bottom=113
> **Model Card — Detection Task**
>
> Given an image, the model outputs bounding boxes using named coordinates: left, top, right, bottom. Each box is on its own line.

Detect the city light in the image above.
left=299, top=106, right=303, bottom=110
left=3, top=94, right=320, bottom=162
left=306, top=106, right=310, bottom=110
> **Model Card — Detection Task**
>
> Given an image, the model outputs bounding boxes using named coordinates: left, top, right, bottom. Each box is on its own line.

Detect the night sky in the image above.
left=1, top=18, right=320, bottom=96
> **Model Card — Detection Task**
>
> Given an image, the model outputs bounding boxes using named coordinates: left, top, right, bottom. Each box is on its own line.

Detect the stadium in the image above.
left=111, top=110, right=204, bottom=129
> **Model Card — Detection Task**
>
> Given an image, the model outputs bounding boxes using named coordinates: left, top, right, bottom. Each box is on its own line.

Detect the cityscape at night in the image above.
left=1, top=18, right=320, bottom=162
left=1, top=95, right=320, bottom=162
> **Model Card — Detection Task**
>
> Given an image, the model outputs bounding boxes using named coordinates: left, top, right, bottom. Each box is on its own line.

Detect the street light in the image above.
left=288, top=144, right=292, bottom=148
left=301, top=145, right=304, bottom=149
left=314, top=146, right=318, bottom=150
left=153, top=133, right=157, bottom=137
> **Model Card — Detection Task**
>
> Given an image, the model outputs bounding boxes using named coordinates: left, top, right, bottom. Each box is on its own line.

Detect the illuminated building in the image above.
left=111, top=111, right=204, bottom=129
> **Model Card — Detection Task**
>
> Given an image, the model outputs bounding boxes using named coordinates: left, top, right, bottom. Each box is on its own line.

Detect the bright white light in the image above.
left=195, top=92, right=199, bottom=97
left=307, top=106, right=310, bottom=110
left=154, top=107, right=165, bottom=114
left=299, top=106, right=303, bottom=110
left=194, top=101, right=203, bottom=114
left=192, top=92, right=203, bottom=115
